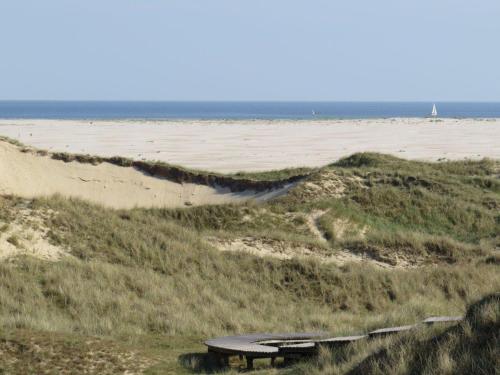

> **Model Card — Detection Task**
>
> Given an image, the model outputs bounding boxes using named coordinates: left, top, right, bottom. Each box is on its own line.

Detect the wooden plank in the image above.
left=280, top=343, right=315, bottom=348
left=258, top=339, right=314, bottom=345
left=317, top=335, right=367, bottom=344
left=369, top=325, right=416, bottom=337
left=422, top=316, right=462, bottom=324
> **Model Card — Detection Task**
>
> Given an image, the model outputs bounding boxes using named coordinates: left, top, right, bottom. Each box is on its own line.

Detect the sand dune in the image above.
left=0, top=141, right=289, bottom=209
left=0, top=118, right=499, bottom=173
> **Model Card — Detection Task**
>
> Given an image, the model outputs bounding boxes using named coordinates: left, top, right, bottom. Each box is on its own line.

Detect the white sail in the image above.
left=431, top=104, right=438, bottom=117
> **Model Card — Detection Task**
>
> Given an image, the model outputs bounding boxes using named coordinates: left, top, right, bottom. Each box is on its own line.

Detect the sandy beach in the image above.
left=0, top=118, right=499, bottom=173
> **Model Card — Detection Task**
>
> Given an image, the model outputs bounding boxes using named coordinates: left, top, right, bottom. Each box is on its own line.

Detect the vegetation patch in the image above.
left=288, top=293, right=499, bottom=375
left=0, top=152, right=498, bottom=373
left=0, top=329, right=154, bottom=375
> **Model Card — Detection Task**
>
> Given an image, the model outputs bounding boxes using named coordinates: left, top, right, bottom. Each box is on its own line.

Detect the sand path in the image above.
left=0, top=118, right=499, bottom=173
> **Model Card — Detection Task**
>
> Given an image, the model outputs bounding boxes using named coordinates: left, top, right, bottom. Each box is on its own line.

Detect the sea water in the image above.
left=1, top=101, right=500, bottom=119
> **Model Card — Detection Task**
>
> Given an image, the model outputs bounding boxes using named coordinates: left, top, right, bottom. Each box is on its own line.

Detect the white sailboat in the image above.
left=431, top=104, right=438, bottom=117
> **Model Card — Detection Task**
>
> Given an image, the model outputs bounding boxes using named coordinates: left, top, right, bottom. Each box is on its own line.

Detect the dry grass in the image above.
left=0, top=329, right=154, bottom=375
left=286, top=294, right=499, bottom=375
left=0, top=152, right=498, bottom=373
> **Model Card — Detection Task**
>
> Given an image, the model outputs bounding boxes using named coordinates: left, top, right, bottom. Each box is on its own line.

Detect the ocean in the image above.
left=1, top=101, right=500, bottom=120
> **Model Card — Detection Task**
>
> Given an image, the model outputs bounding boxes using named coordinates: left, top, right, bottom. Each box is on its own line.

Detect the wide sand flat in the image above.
left=0, top=118, right=499, bottom=172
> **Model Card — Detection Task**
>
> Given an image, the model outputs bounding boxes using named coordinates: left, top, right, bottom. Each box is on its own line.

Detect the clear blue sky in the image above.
left=1, top=0, right=499, bottom=101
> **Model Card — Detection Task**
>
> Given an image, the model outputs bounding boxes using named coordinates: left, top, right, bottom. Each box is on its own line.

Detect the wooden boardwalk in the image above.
left=204, top=316, right=463, bottom=369
left=205, top=332, right=326, bottom=369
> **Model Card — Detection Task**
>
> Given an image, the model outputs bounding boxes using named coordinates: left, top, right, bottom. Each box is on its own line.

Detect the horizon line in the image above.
left=1, top=100, right=500, bottom=103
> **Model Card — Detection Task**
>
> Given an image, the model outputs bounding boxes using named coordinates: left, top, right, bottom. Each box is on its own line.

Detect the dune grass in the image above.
left=287, top=293, right=499, bottom=375
left=0, top=152, right=499, bottom=373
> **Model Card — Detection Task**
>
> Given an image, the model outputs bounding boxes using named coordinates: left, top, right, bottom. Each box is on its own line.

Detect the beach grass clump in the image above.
left=0, top=135, right=24, bottom=147
left=6, top=234, right=21, bottom=248
left=229, top=166, right=315, bottom=181
left=289, top=293, right=499, bottom=375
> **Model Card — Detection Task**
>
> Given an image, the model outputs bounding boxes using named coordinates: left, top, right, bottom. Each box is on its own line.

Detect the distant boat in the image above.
left=312, top=110, right=316, bottom=116
left=431, top=104, right=438, bottom=117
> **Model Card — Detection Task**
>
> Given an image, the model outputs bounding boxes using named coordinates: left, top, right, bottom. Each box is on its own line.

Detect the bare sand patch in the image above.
left=301, top=171, right=348, bottom=198
left=0, top=207, right=68, bottom=262
left=0, top=141, right=290, bottom=209
left=0, top=118, right=498, bottom=173
left=289, top=169, right=367, bottom=203
left=212, top=209, right=418, bottom=268
left=209, top=236, right=415, bottom=269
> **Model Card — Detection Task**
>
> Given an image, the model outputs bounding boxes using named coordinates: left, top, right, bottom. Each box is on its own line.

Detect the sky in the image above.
left=0, top=0, right=499, bottom=101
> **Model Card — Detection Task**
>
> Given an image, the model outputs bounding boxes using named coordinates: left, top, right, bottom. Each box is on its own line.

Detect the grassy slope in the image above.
left=0, top=152, right=499, bottom=374
left=288, top=293, right=499, bottom=375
